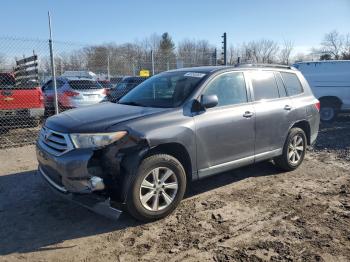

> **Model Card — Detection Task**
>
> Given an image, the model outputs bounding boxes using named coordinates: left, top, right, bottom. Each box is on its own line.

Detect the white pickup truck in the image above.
left=293, top=60, right=350, bottom=122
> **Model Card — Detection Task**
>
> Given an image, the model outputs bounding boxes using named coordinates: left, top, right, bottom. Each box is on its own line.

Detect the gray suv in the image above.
left=36, top=65, right=320, bottom=221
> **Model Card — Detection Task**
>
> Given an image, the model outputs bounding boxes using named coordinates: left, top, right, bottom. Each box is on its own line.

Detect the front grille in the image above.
left=39, top=127, right=73, bottom=156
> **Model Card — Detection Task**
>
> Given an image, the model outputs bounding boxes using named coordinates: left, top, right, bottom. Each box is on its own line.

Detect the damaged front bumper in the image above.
left=38, top=165, right=123, bottom=220
left=36, top=140, right=124, bottom=220
left=36, top=126, right=149, bottom=220
left=38, top=166, right=122, bottom=220
left=36, top=142, right=99, bottom=193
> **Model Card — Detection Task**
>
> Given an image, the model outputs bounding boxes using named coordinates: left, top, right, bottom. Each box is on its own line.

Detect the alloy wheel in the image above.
left=139, top=167, right=178, bottom=211
left=288, top=134, right=304, bottom=165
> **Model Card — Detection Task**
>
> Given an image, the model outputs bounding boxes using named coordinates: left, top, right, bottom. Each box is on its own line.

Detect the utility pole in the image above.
left=221, top=32, right=227, bottom=65
left=48, top=11, right=59, bottom=115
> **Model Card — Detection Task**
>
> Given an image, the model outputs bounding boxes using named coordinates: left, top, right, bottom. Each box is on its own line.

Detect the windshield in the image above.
left=68, top=80, right=103, bottom=90
left=115, top=82, right=128, bottom=91
left=0, top=74, right=38, bottom=89
left=0, top=74, right=15, bottom=89
left=118, top=71, right=206, bottom=108
left=98, top=81, right=113, bottom=89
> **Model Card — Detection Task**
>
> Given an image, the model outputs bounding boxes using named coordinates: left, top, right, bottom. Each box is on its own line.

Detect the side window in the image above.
left=280, top=72, right=303, bottom=96
left=57, top=80, right=64, bottom=88
left=43, top=80, right=64, bottom=90
left=44, top=80, right=53, bottom=90
left=126, top=82, right=135, bottom=90
left=203, top=72, right=247, bottom=107
left=274, top=72, right=287, bottom=97
left=251, top=71, right=279, bottom=101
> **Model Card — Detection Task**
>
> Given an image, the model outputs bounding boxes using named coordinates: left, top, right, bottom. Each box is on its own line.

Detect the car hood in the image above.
left=45, top=102, right=168, bottom=133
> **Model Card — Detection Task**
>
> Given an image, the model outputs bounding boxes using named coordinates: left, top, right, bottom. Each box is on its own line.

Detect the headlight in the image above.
left=70, top=131, right=127, bottom=149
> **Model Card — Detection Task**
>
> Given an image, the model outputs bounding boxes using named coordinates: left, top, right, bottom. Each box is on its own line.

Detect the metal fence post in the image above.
left=132, top=63, right=136, bottom=76
left=107, top=55, right=110, bottom=80
left=48, top=11, right=59, bottom=115
left=151, top=50, right=155, bottom=75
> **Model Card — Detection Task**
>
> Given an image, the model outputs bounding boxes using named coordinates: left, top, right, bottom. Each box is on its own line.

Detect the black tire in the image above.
left=320, top=101, right=339, bottom=123
left=126, top=154, right=187, bottom=222
left=44, top=107, right=55, bottom=118
left=274, top=128, right=307, bottom=171
left=30, top=118, right=40, bottom=127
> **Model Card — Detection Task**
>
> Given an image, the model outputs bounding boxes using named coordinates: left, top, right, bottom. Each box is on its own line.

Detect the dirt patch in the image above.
left=0, top=117, right=349, bottom=261
left=0, top=126, right=40, bottom=149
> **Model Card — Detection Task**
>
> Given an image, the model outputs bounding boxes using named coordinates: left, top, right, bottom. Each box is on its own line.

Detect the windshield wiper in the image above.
left=118, top=101, right=145, bottom=107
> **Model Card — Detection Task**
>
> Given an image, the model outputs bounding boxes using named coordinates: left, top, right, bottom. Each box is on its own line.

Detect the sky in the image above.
left=1, top=0, right=350, bottom=54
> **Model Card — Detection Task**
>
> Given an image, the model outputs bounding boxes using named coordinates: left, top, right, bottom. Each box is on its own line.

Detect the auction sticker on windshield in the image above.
left=184, top=72, right=206, bottom=78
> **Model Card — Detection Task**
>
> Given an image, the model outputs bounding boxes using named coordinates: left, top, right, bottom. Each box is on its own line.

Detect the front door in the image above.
left=194, top=71, right=255, bottom=178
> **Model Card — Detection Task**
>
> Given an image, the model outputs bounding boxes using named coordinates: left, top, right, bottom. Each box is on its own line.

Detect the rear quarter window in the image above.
left=280, top=72, right=303, bottom=96
left=0, top=74, right=15, bottom=89
left=0, top=75, right=38, bottom=89
left=68, top=80, right=102, bottom=90
left=274, top=72, right=287, bottom=97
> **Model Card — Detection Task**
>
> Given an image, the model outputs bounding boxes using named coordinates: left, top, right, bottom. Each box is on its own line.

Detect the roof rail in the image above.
left=234, top=63, right=295, bottom=70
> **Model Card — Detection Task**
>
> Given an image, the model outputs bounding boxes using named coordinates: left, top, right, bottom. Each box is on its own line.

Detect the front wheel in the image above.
left=274, top=128, right=307, bottom=171
left=126, top=154, right=187, bottom=222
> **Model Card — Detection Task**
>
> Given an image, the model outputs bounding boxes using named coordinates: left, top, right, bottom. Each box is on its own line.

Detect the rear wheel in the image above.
left=126, top=154, right=186, bottom=221
left=320, top=99, right=340, bottom=123
left=274, top=128, right=306, bottom=171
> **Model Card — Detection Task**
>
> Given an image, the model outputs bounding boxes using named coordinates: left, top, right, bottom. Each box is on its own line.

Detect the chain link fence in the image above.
left=0, top=36, right=218, bottom=148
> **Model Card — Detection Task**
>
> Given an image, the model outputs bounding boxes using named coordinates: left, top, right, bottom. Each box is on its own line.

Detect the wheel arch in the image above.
left=290, top=120, right=311, bottom=145
left=145, top=142, right=193, bottom=183
left=319, top=96, right=343, bottom=108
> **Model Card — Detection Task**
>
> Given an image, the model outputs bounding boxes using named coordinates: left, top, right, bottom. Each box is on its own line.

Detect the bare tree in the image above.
left=239, top=39, right=279, bottom=63
left=142, top=33, right=161, bottom=52
left=0, top=53, right=6, bottom=70
left=227, top=45, right=237, bottom=65
left=279, top=40, right=294, bottom=65
left=321, top=30, right=344, bottom=59
left=177, top=39, right=197, bottom=66
left=177, top=39, right=215, bottom=67
left=342, top=33, right=350, bottom=59
left=259, top=39, right=279, bottom=63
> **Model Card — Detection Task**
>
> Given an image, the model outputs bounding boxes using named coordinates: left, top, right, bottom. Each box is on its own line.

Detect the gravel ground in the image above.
left=0, top=126, right=40, bottom=149
left=0, top=116, right=349, bottom=262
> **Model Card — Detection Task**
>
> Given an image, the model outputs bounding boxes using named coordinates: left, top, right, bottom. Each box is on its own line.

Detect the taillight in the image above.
left=36, top=87, right=44, bottom=104
left=64, top=91, right=79, bottom=97
left=315, top=101, right=320, bottom=111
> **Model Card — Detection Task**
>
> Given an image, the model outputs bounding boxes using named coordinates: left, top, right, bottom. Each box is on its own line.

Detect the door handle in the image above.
left=243, top=111, right=253, bottom=118
left=284, top=105, right=292, bottom=111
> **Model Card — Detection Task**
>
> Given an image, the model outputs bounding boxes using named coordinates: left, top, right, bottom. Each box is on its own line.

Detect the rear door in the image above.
left=249, top=70, right=294, bottom=157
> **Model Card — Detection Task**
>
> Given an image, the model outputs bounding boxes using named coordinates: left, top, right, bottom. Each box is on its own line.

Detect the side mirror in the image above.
left=201, top=94, right=218, bottom=109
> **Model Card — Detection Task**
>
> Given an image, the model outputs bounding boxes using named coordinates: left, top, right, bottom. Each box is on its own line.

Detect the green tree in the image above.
left=159, top=32, right=175, bottom=71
